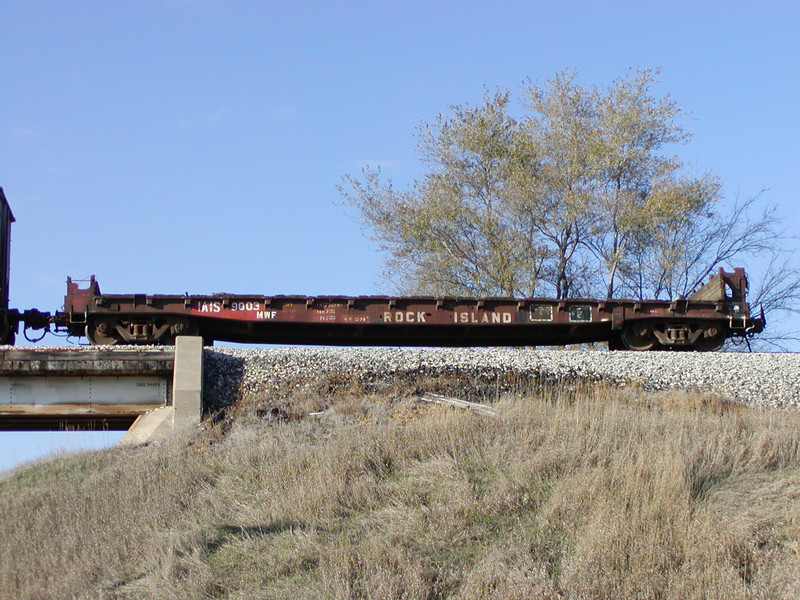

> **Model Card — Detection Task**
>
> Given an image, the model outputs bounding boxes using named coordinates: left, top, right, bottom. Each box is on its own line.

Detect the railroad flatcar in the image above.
left=0, top=188, right=764, bottom=350
left=54, top=268, right=762, bottom=351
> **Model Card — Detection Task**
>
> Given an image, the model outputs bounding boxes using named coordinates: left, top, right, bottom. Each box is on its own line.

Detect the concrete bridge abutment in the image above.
left=122, top=336, right=204, bottom=444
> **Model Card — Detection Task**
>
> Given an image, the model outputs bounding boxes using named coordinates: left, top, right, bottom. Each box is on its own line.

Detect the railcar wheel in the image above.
left=86, top=319, right=121, bottom=345
left=693, top=323, right=726, bottom=352
left=621, top=322, right=657, bottom=351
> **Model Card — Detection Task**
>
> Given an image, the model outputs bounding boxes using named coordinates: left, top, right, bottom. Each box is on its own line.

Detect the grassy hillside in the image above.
left=2, top=380, right=800, bottom=599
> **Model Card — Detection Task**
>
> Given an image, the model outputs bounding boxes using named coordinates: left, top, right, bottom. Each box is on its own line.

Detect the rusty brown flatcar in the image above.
left=55, top=268, right=763, bottom=351
left=0, top=189, right=766, bottom=350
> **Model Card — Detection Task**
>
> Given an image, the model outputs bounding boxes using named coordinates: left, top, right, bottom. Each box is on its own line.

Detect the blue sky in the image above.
left=1, top=0, right=798, bottom=472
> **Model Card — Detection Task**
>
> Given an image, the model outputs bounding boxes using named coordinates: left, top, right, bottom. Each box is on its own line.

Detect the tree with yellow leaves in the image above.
left=341, top=68, right=797, bottom=342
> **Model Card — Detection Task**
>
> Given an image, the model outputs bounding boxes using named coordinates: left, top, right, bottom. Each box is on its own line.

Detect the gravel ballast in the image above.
left=203, top=347, right=800, bottom=410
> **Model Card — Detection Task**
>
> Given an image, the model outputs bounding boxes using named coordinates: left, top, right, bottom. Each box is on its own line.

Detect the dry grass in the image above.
left=2, top=381, right=800, bottom=599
